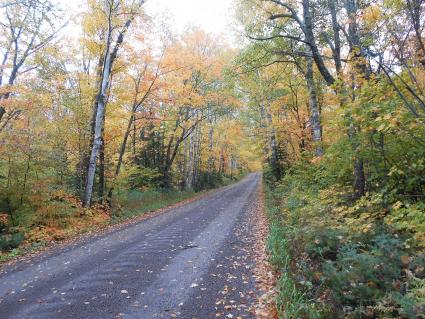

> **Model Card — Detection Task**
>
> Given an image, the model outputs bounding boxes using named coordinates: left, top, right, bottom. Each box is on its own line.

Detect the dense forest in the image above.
left=235, top=0, right=425, bottom=318
left=0, top=0, right=424, bottom=318
left=0, top=0, right=260, bottom=254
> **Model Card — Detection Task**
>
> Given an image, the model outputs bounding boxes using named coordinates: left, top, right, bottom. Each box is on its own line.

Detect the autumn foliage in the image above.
left=235, top=0, right=425, bottom=317
left=0, top=1, right=259, bottom=258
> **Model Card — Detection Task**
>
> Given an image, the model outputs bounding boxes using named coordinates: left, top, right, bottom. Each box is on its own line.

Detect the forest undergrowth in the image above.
left=264, top=162, right=425, bottom=319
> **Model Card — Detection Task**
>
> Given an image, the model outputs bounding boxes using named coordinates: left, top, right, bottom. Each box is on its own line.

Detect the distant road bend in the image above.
left=0, top=173, right=262, bottom=319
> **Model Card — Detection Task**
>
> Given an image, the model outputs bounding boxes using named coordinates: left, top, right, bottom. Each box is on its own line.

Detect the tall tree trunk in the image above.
left=207, top=120, right=215, bottom=185
left=183, top=134, right=189, bottom=189
left=79, top=54, right=104, bottom=201
left=132, top=117, right=136, bottom=155
left=306, top=54, right=324, bottom=156
left=83, top=0, right=144, bottom=206
left=83, top=35, right=113, bottom=206
left=328, top=0, right=342, bottom=76
left=98, top=112, right=106, bottom=201
left=186, top=134, right=194, bottom=190
left=302, top=0, right=336, bottom=86
left=207, top=114, right=214, bottom=173
left=345, top=0, right=368, bottom=198
left=265, top=102, right=280, bottom=179
left=193, top=119, right=202, bottom=189
left=257, top=70, right=281, bottom=178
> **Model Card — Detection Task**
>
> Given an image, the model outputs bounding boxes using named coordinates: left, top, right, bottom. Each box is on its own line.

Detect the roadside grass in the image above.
left=110, top=173, right=244, bottom=222
left=111, top=189, right=198, bottom=221
left=266, top=188, right=324, bottom=318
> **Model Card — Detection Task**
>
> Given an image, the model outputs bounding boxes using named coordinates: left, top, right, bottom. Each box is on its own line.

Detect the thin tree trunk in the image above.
left=265, top=103, right=280, bottom=178
left=193, top=117, right=202, bottom=188
left=0, top=107, right=5, bottom=123
left=302, top=0, right=335, bottom=86
left=132, top=114, right=136, bottom=156
left=345, top=0, right=367, bottom=198
left=328, top=0, right=342, bottom=76
left=206, top=119, right=215, bottom=185
left=183, top=133, right=189, bottom=189
left=21, top=155, right=31, bottom=205
left=185, top=120, right=195, bottom=190
left=107, top=113, right=135, bottom=202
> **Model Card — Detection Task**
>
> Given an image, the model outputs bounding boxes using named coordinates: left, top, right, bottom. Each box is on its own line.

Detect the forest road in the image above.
left=0, top=173, right=262, bottom=319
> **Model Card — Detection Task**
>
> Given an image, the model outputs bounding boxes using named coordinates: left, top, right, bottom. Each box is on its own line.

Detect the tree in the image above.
left=0, top=0, right=63, bottom=132
left=83, top=0, right=145, bottom=207
left=237, top=0, right=371, bottom=197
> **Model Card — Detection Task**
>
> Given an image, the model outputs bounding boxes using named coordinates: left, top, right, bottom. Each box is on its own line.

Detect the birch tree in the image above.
left=83, top=0, right=145, bottom=207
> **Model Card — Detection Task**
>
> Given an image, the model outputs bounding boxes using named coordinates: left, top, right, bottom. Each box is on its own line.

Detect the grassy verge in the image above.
left=264, top=165, right=425, bottom=319
left=111, top=189, right=199, bottom=221
left=265, top=184, right=325, bottom=319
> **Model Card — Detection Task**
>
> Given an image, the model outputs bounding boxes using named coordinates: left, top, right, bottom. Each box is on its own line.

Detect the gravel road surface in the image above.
left=0, top=173, right=262, bottom=319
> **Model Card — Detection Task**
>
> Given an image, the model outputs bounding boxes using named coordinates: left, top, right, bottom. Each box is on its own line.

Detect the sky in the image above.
left=145, top=0, right=233, bottom=35
left=59, top=0, right=234, bottom=36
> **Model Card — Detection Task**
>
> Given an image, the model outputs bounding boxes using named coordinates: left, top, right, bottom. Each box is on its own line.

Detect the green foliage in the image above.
left=267, top=221, right=290, bottom=268
left=276, top=271, right=323, bottom=319
left=0, top=233, right=24, bottom=251
left=386, top=202, right=425, bottom=248
left=323, top=235, right=404, bottom=307
left=264, top=163, right=425, bottom=318
left=194, top=171, right=223, bottom=190
left=306, top=228, right=345, bottom=260
left=112, top=188, right=197, bottom=220
left=127, top=167, right=162, bottom=190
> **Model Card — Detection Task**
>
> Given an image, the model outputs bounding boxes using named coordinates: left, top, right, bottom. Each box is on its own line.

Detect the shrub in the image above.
left=0, top=213, right=7, bottom=233
left=0, top=232, right=24, bottom=251
left=263, top=163, right=425, bottom=319
left=322, top=236, right=404, bottom=307
left=306, top=228, right=346, bottom=260
left=127, top=167, right=162, bottom=189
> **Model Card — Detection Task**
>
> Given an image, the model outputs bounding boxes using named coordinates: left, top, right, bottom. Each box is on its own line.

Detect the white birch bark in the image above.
left=306, top=53, right=324, bottom=156
left=83, top=26, right=113, bottom=206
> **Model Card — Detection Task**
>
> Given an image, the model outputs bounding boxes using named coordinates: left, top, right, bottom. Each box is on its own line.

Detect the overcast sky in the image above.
left=59, top=0, right=234, bottom=35
left=145, top=0, right=233, bottom=34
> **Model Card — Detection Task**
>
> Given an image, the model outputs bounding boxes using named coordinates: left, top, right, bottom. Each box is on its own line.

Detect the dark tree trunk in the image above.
left=0, top=107, right=5, bottom=122
left=353, top=156, right=365, bottom=198
left=107, top=113, right=135, bottom=203
left=328, top=0, right=342, bottom=76
left=345, top=0, right=368, bottom=199
left=302, top=0, right=335, bottom=86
